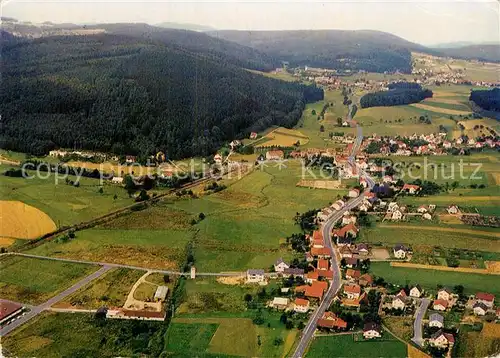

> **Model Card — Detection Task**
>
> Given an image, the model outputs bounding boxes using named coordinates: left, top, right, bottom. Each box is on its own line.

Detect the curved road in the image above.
left=292, top=101, right=374, bottom=358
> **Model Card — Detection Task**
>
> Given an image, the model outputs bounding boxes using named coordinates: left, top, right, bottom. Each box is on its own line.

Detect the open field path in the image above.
left=378, top=224, right=500, bottom=239
left=0, top=252, right=245, bottom=277
left=0, top=265, right=111, bottom=337
left=390, top=262, right=500, bottom=275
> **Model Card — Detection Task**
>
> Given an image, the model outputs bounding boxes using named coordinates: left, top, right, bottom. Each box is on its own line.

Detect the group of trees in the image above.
left=360, top=82, right=433, bottom=108
left=0, top=34, right=323, bottom=159
left=470, top=88, right=500, bottom=112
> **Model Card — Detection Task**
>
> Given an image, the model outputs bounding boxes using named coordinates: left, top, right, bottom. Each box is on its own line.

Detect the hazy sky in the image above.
left=2, top=0, right=499, bottom=45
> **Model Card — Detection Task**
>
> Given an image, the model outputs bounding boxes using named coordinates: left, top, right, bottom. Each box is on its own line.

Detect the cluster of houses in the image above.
left=362, top=133, right=499, bottom=157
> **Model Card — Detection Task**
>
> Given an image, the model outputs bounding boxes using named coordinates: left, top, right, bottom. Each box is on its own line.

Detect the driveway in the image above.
left=412, top=298, right=431, bottom=347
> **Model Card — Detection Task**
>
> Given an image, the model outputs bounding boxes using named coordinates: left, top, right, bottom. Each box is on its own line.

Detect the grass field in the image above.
left=306, top=333, right=407, bottom=357
left=359, top=224, right=500, bottom=253
left=163, top=161, right=346, bottom=271
left=0, top=173, right=132, bottom=228
left=165, top=322, right=220, bottom=355
left=28, top=226, right=194, bottom=270
left=2, top=312, right=164, bottom=357
left=383, top=316, right=414, bottom=342
left=0, top=200, right=56, bottom=240
left=57, top=268, right=144, bottom=309
left=370, top=262, right=500, bottom=296
left=0, top=255, right=97, bottom=304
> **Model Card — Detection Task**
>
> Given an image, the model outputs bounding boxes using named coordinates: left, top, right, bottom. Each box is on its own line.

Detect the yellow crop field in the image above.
left=0, top=201, right=56, bottom=240
left=482, top=323, right=500, bottom=338
left=409, top=103, right=471, bottom=115
left=0, top=238, right=16, bottom=247
left=407, top=344, right=430, bottom=358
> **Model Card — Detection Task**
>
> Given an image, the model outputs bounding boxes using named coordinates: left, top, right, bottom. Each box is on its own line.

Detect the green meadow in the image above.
left=0, top=255, right=97, bottom=304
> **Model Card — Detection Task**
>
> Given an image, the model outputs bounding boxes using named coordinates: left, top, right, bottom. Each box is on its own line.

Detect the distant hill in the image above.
left=94, top=23, right=278, bottom=71
left=435, top=44, right=500, bottom=63
left=0, top=33, right=323, bottom=159
left=208, top=29, right=431, bottom=73
left=155, top=22, right=216, bottom=32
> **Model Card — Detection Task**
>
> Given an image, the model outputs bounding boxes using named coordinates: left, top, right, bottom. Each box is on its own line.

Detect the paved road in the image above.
left=412, top=298, right=431, bottom=347
left=0, top=265, right=112, bottom=337
left=292, top=100, right=375, bottom=358
left=1, top=253, right=245, bottom=277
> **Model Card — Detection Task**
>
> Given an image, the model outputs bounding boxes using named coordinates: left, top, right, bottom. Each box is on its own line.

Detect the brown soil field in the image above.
left=296, top=179, right=342, bottom=189
left=0, top=201, right=56, bottom=240
left=407, top=344, right=430, bottom=358
left=409, top=103, right=471, bottom=115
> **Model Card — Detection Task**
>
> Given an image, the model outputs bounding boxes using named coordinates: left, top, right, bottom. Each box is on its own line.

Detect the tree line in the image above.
left=470, top=88, right=500, bottom=112
left=360, top=82, right=433, bottom=108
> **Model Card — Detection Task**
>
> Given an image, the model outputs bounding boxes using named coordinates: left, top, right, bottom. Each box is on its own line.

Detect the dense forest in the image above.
left=0, top=34, right=323, bottom=158
left=470, top=88, right=500, bottom=112
left=209, top=30, right=431, bottom=73
left=360, top=83, right=433, bottom=108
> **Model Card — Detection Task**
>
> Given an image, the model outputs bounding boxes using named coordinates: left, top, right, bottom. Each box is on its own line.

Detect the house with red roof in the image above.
left=332, top=224, right=359, bottom=239
left=345, top=269, right=361, bottom=281
left=305, top=281, right=328, bottom=300
left=343, top=284, right=361, bottom=299
left=475, top=292, right=495, bottom=308
left=401, top=183, right=420, bottom=194
left=311, top=247, right=331, bottom=258
left=305, top=270, right=319, bottom=284
left=294, top=298, right=310, bottom=313
left=317, top=312, right=347, bottom=330
left=433, top=299, right=449, bottom=311
left=317, top=259, right=329, bottom=271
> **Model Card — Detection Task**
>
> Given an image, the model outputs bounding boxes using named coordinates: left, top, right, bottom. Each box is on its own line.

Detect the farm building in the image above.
left=0, top=300, right=24, bottom=325
left=271, top=297, right=289, bottom=310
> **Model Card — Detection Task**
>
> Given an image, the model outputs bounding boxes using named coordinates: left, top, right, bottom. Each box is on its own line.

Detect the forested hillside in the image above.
left=360, top=82, right=433, bottom=108
left=0, top=34, right=323, bottom=159
left=209, top=30, right=429, bottom=73
left=437, top=44, right=500, bottom=63
left=470, top=88, right=500, bottom=112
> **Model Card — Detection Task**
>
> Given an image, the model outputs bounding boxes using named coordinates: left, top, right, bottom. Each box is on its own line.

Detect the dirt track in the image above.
left=379, top=224, right=500, bottom=239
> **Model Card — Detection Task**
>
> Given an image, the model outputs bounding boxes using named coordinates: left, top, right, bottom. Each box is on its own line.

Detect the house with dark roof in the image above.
left=282, top=268, right=304, bottom=278
left=429, top=313, right=444, bottom=328
left=409, top=285, right=423, bottom=298
left=393, top=244, right=409, bottom=259
left=246, top=269, right=265, bottom=283
left=363, top=322, right=382, bottom=339
left=473, top=302, right=489, bottom=316
left=429, top=330, right=454, bottom=348
left=0, top=300, right=24, bottom=325
left=274, top=258, right=290, bottom=273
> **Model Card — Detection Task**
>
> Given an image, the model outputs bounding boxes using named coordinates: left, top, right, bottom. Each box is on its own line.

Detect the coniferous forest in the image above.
left=359, top=83, right=433, bottom=108
left=470, top=88, right=500, bottom=112
left=0, top=34, right=323, bottom=159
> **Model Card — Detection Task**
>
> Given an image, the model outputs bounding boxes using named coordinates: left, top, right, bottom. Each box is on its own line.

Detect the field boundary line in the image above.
left=390, top=262, right=500, bottom=275
left=378, top=224, right=500, bottom=239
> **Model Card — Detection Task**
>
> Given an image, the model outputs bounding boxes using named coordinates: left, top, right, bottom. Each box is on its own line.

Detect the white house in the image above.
left=417, top=205, right=428, bottom=213
left=111, top=177, right=124, bottom=184
left=393, top=244, right=408, bottom=259
left=294, top=298, right=310, bottom=313
left=475, top=292, right=495, bottom=308
left=274, top=258, right=290, bottom=273
left=429, top=313, right=444, bottom=328
left=447, top=205, right=459, bottom=214
left=342, top=215, right=357, bottom=226
left=409, top=285, right=422, bottom=298
left=348, top=188, right=360, bottom=198
left=429, top=330, right=454, bottom=348
left=390, top=209, right=404, bottom=221
left=246, top=269, right=265, bottom=283
left=473, top=302, right=488, bottom=316
left=392, top=296, right=406, bottom=310
left=331, top=200, right=345, bottom=211
left=437, top=288, right=452, bottom=301
left=363, top=322, right=382, bottom=339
